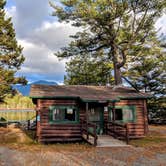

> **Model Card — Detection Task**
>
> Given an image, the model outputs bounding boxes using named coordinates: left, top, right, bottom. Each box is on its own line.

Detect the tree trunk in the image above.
left=113, top=61, right=123, bottom=85
left=110, top=43, right=122, bottom=85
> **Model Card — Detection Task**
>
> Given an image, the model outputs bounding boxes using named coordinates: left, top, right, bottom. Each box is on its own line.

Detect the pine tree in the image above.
left=64, top=54, right=114, bottom=85
left=125, top=39, right=166, bottom=122
left=0, top=0, right=26, bottom=100
left=51, top=0, right=166, bottom=85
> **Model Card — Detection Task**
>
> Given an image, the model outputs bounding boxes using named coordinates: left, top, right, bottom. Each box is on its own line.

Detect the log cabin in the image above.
left=30, top=85, right=150, bottom=145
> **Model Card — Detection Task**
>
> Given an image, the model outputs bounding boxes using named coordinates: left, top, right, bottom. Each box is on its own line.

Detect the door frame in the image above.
left=87, top=106, right=104, bottom=135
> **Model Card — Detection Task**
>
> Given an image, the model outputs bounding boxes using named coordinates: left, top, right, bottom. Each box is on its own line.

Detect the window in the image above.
left=109, top=106, right=136, bottom=123
left=50, top=106, right=79, bottom=123
left=115, top=109, right=123, bottom=120
left=88, top=108, right=100, bottom=121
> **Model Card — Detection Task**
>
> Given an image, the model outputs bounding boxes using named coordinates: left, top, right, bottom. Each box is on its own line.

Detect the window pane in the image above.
left=51, top=107, right=77, bottom=122
left=53, top=109, right=64, bottom=121
left=115, top=109, right=123, bottom=120
left=108, top=109, right=112, bottom=120
left=65, top=108, right=76, bottom=121
left=88, top=108, right=100, bottom=121
left=108, top=106, right=135, bottom=122
left=123, top=109, right=133, bottom=121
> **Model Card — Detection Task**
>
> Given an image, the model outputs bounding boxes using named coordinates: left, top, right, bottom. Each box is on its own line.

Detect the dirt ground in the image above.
left=0, top=125, right=166, bottom=166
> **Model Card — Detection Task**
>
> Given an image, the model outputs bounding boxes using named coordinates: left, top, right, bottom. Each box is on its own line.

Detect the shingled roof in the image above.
left=30, top=85, right=150, bottom=102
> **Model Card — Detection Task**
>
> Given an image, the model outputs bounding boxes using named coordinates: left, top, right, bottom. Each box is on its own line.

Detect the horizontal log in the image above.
left=107, top=131, right=144, bottom=136
left=39, top=137, right=82, bottom=142
left=108, top=128, right=144, bottom=132
left=40, top=121, right=49, bottom=123
left=128, top=135, right=145, bottom=138
left=41, top=124, right=80, bottom=127
left=41, top=133, right=81, bottom=137
left=116, top=100, right=144, bottom=104
left=41, top=125, right=81, bottom=128
left=40, top=99, right=76, bottom=103
left=41, top=127, right=81, bottom=130
left=106, top=126, right=145, bottom=130
left=40, top=115, right=49, bottom=118
left=41, top=130, right=81, bottom=134
left=40, top=113, right=49, bottom=115
left=40, top=102, right=76, bottom=105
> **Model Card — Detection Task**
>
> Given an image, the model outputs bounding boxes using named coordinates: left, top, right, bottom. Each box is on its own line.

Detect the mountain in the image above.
left=13, top=80, right=58, bottom=96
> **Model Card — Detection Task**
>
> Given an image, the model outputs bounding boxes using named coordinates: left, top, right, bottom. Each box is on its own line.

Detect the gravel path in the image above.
left=0, top=145, right=165, bottom=166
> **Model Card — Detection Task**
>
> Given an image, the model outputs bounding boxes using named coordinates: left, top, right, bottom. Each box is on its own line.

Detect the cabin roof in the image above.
left=30, top=85, right=150, bottom=102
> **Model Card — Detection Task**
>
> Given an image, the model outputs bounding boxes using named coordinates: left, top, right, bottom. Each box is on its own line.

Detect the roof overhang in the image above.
left=30, top=96, right=119, bottom=103
left=118, top=96, right=152, bottom=100
left=30, top=96, right=79, bottom=100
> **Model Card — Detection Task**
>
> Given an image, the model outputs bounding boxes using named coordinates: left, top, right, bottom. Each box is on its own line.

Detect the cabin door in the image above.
left=88, top=107, right=104, bottom=135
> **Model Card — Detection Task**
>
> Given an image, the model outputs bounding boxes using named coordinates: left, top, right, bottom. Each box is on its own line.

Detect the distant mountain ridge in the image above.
left=13, top=80, right=58, bottom=96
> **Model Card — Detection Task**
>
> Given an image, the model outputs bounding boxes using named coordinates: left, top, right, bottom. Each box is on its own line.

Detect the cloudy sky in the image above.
left=5, top=0, right=79, bottom=84
left=5, top=0, right=166, bottom=84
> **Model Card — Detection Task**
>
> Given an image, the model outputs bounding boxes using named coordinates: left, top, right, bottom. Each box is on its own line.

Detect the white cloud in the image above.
left=18, top=39, right=66, bottom=76
left=29, top=21, right=79, bottom=50
left=5, top=0, right=52, bottom=38
left=5, top=1, right=79, bottom=82
left=15, top=21, right=79, bottom=81
left=155, top=14, right=166, bottom=35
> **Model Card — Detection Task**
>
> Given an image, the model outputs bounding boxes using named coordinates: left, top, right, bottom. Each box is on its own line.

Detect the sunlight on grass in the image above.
left=130, top=137, right=166, bottom=147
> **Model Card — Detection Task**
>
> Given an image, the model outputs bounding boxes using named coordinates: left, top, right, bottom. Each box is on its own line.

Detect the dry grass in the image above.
left=0, top=126, right=92, bottom=152
left=0, top=125, right=166, bottom=166
left=0, top=125, right=166, bottom=151
left=130, top=125, right=166, bottom=154
left=0, top=126, right=34, bottom=145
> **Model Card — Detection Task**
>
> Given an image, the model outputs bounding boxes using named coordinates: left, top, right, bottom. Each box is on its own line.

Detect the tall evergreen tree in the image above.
left=126, top=41, right=165, bottom=95
left=64, top=54, right=114, bottom=85
left=125, top=39, right=166, bottom=122
left=51, top=0, right=166, bottom=85
left=0, top=0, right=26, bottom=100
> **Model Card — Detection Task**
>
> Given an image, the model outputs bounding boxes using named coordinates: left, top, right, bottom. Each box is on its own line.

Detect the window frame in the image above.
left=108, top=105, right=136, bottom=123
left=49, top=105, right=79, bottom=124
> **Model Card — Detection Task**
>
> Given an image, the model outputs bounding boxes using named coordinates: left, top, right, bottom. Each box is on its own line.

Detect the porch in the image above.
left=80, top=119, right=130, bottom=146
left=80, top=100, right=132, bottom=146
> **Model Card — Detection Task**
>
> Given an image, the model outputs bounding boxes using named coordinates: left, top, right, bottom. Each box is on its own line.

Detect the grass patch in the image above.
left=130, top=137, right=166, bottom=147
left=0, top=127, right=91, bottom=152
left=0, top=127, right=37, bottom=145
left=130, top=125, right=166, bottom=147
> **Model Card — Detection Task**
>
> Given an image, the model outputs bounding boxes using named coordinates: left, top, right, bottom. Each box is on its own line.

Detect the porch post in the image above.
left=112, top=102, right=115, bottom=122
left=143, top=99, right=148, bottom=134
left=112, top=102, right=115, bottom=132
left=86, top=102, right=89, bottom=139
left=86, top=102, right=89, bottom=121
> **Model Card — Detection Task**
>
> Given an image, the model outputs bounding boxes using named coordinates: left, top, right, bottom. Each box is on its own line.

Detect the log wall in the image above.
left=36, top=98, right=148, bottom=142
left=107, top=99, right=148, bottom=138
left=36, top=99, right=82, bottom=143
